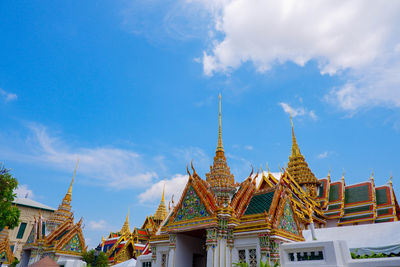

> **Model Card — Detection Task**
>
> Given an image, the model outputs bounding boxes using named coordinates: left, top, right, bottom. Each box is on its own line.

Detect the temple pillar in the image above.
left=206, top=228, right=217, bottom=267
left=270, top=239, right=281, bottom=265
left=259, top=234, right=270, bottom=264
left=167, top=234, right=176, bottom=267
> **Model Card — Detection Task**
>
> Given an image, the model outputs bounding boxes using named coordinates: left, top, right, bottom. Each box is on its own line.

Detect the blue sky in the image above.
left=1, top=1, right=400, bottom=248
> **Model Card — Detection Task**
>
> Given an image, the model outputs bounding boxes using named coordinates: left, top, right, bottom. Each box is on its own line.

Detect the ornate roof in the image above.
left=47, top=161, right=79, bottom=232
left=287, top=116, right=319, bottom=196
left=205, top=94, right=236, bottom=203
left=154, top=185, right=168, bottom=222
left=120, top=210, right=131, bottom=236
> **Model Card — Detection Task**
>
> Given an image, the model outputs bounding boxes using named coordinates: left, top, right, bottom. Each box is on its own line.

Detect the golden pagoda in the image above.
left=287, top=116, right=319, bottom=197
left=154, top=185, right=168, bottom=222
left=120, top=210, right=131, bottom=237
left=46, top=160, right=79, bottom=232
left=205, top=94, right=236, bottom=205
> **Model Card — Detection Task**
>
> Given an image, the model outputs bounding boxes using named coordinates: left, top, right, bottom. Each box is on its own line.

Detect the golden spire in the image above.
left=154, top=184, right=168, bottom=221
left=287, top=115, right=318, bottom=196
left=290, top=113, right=301, bottom=157
left=206, top=94, right=235, bottom=204
left=216, top=93, right=224, bottom=153
left=161, top=184, right=165, bottom=202
left=120, top=209, right=130, bottom=236
left=66, top=159, right=79, bottom=200
left=46, top=160, right=78, bottom=232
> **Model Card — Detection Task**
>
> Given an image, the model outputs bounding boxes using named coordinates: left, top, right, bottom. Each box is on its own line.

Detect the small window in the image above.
left=16, top=222, right=27, bottom=239
left=249, top=249, right=257, bottom=267
left=161, top=254, right=167, bottom=267
left=238, top=249, right=246, bottom=263
left=42, top=223, right=46, bottom=238
left=142, top=262, right=152, bottom=267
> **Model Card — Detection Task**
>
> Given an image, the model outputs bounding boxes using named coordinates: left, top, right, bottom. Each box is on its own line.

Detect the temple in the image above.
left=100, top=187, right=168, bottom=265
left=133, top=95, right=399, bottom=267
left=19, top=162, right=87, bottom=267
left=0, top=228, right=15, bottom=265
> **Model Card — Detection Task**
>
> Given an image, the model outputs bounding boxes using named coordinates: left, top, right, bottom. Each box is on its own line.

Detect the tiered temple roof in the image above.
left=22, top=163, right=86, bottom=265
left=101, top=192, right=167, bottom=265
left=287, top=116, right=319, bottom=197
left=317, top=173, right=399, bottom=225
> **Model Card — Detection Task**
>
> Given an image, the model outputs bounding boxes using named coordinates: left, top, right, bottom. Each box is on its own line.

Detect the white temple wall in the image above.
left=154, top=244, right=169, bottom=267
left=174, top=234, right=205, bottom=267
left=232, top=235, right=260, bottom=266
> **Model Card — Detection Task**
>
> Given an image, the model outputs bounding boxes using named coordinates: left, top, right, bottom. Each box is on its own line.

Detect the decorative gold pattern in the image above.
left=287, top=116, right=319, bottom=197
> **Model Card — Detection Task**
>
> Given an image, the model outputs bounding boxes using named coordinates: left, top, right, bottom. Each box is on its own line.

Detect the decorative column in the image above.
left=151, top=245, right=157, bottom=263
left=226, top=228, right=234, bottom=267
left=167, top=234, right=176, bottom=267
left=269, top=239, right=281, bottom=265
left=258, top=234, right=270, bottom=264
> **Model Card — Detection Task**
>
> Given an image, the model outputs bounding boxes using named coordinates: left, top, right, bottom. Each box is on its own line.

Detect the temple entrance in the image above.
left=175, top=229, right=207, bottom=267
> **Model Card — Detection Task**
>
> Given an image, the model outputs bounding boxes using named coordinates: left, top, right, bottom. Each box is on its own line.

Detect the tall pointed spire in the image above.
left=154, top=184, right=167, bottom=222
left=206, top=94, right=236, bottom=205
left=217, top=93, right=224, bottom=153
left=120, top=209, right=131, bottom=236
left=287, top=116, right=319, bottom=197
left=46, top=160, right=79, bottom=232
left=65, top=159, right=79, bottom=201
left=290, top=113, right=301, bottom=157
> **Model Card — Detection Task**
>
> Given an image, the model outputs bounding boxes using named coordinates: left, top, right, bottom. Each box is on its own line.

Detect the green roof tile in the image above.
left=377, top=208, right=390, bottom=216
left=340, top=213, right=373, bottom=222
left=328, top=204, right=341, bottom=210
left=318, top=181, right=325, bottom=198
left=329, top=184, right=340, bottom=202
left=376, top=188, right=388, bottom=205
left=345, top=184, right=371, bottom=204
left=344, top=204, right=372, bottom=214
left=243, top=191, right=275, bottom=215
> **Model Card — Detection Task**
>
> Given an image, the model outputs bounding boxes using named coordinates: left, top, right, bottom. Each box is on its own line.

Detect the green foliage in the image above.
left=9, top=257, right=20, bottom=267
left=351, top=251, right=399, bottom=259
left=0, top=165, right=20, bottom=229
left=259, top=260, right=279, bottom=267
left=82, top=249, right=109, bottom=267
left=233, top=263, right=249, bottom=267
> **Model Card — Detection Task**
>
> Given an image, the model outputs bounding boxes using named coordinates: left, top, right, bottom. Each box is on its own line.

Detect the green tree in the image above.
left=0, top=165, right=20, bottom=230
left=82, top=249, right=109, bottom=267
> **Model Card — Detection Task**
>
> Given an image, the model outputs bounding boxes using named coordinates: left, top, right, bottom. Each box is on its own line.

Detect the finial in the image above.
left=389, top=173, right=393, bottom=185
left=162, top=183, right=165, bottom=202
left=328, top=168, right=331, bottom=178
left=290, top=114, right=301, bottom=157
left=67, top=159, right=79, bottom=196
left=186, top=164, right=191, bottom=176
left=266, top=162, right=271, bottom=174
left=191, top=161, right=198, bottom=177
left=126, top=208, right=130, bottom=223
left=216, top=93, right=224, bottom=153
left=370, top=169, right=374, bottom=181
left=341, top=169, right=345, bottom=182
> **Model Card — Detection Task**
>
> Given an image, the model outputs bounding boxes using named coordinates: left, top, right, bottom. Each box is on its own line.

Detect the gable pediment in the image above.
left=173, top=185, right=210, bottom=222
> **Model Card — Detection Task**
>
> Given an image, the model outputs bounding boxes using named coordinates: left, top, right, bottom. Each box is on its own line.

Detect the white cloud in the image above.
left=254, top=171, right=281, bottom=187
left=138, top=174, right=188, bottom=205
left=192, top=0, right=400, bottom=111
left=0, top=89, right=17, bottom=102
left=244, top=145, right=253, bottom=151
left=5, top=124, right=158, bottom=189
left=279, top=102, right=317, bottom=120
left=87, top=220, right=108, bottom=230
left=317, top=151, right=329, bottom=159
left=14, top=184, right=34, bottom=199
